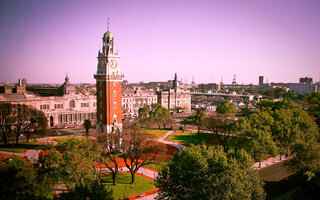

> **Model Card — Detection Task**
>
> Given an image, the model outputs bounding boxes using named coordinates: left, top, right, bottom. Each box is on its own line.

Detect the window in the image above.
left=81, top=102, right=89, bottom=107
left=54, top=104, right=63, bottom=109
left=69, top=100, right=75, bottom=108
left=113, top=90, right=116, bottom=97
left=113, top=102, right=116, bottom=108
left=40, top=104, right=49, bottom=110
left=113, top=82, right=116, bottom=87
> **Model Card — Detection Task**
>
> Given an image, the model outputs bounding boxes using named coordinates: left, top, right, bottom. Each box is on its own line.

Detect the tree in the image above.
left=156, top=145, right=265, bottom=200
left=25, top=109, right=47, bottom=142
left=0, top=103, right=14, bottom=144
left=162, top=108, right=172, bottom=129
left=194, top=108, right=207, bottom=134
left=58, top=179, right=113, bottom=200
left=236, top=112, right=277, bottom=168
left=120, top=124, right=165, bottom=184
left=285, top=142, right=320, bottom=182
left=97, top=132, right=122, bottom=185
left=150, top=103, right=166, bottom=129
left=0, top=103, right=47, bottom=144
left=216, top=100, right=236, bottom=116
left=39, top=138, right=104, bottom=190
left=0, top=157, right=54, bottom=200
left=138, top=105, right=153, bottom=130
left=205, top=116, right=233, bottom=152
left=83, top=119, right=92, bottom=138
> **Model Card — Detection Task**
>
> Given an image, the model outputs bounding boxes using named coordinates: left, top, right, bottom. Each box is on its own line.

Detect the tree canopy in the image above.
left=157, top=145, right=265, bottom=200
left=216, top=100, right=236, bottom=116
left=0, top=103, right=48, bottom=144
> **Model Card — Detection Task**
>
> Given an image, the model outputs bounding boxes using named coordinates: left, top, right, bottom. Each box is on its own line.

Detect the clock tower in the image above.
left=94, top=24, right=123, bottom=133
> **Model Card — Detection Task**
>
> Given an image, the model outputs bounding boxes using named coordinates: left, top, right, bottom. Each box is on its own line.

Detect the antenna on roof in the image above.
left=107, top=17, right=110, bottom=31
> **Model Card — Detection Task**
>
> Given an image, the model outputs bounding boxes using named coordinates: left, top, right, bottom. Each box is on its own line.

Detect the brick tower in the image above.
left=94, top=24, right=123, bottom=133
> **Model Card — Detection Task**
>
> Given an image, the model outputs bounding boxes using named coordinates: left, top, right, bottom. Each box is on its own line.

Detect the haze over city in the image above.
left=1, top=0, right=320, bottom=84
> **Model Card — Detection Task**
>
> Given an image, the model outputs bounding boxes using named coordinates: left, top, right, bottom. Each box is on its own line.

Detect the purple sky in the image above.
left=1, top=0, right=320, bottom=85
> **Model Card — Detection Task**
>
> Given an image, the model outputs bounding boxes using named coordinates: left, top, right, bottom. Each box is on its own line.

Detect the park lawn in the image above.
left=165, top=131, right=221, bottom=146
left=143, top=129, right=168, bottom=139
left=258, top=160, right=294, bottom=182
left=54, top=137, right=86, bottom=144
left=146, top=158, right=171, bottom=172
left=101, top=172, right=156, bottom=200
left=0, top=142, right=44, bottom=153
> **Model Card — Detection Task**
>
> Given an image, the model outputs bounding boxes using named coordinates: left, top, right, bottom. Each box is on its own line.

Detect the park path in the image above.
left=157, top=130, right=187, bottom=152
left=134, top=130, right=184, bottom=200
left=253, top=155, right=290, bottom=169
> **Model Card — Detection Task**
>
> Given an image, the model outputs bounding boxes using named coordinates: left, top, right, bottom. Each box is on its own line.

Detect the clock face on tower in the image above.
left=110, top=59, right=118, bottom=69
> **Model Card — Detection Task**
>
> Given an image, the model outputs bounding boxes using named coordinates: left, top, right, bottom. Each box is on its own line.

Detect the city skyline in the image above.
left=1, top=0, right=320, bottom=85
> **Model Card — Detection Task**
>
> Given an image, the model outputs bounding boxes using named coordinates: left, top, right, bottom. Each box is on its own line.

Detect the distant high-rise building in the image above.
left=259, top=76, right=264, bottom=86
left=299, top=77, right=313, bottom=84
left=94, top=23, right=123, bottom=133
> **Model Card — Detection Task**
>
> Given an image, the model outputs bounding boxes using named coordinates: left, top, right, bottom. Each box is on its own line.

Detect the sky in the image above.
left=0, top=0, right=320, bottom=85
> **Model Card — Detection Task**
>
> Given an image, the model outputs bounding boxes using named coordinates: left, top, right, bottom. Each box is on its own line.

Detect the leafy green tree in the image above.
left=59, top=179, right=113, bottom=200
left=0, top=103, right=14, bottom=144
left=138, top=105, right=154, bottom=130
left=162, top=108, right=172, bottom=129
left=0, top=103, right=48, bottom=144
left=83, top=119, right=92, bottom=137
left=216, top=100, right=236, bottom=116
left=156, top=145, right=265, bottom=200
left=0, top=157, right=54, bottom=200
left=195, top=108, right=207, bottom=134
left=40, top=138, right=104, bottom=190
left=150, top=103, right=165, bottom=129
left=285, top=142, right=320, bottom=182
left=236, top=112, right=277, bottom=168
left=205, top=116, right=232, bottom=152
left=25, top=108, right=48, bottom=142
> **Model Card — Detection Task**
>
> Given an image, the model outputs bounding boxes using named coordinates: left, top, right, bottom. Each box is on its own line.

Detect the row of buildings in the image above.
left=0, top=75, right=191, bottom=128
left=259, top=76, right=319, bottom=95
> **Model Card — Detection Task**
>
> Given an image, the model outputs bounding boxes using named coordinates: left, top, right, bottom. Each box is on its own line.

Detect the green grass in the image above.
left=146, top=158, right=171, bottom=172
left=143, top=129, right=168, bottom=139
left=55, top=137, right=87, bottom=144
left=0, top=142, right=44, bottom=153
left=258, top=160, right=294, bottom=181
left=101, top=172, right=156, bottom=200
left=165, top=131, right=221, bottom=146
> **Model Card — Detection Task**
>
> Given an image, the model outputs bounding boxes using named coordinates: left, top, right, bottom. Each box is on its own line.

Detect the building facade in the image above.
left=157, top=74, right=192, bottom=113
left=289, top=83, right=318, bottom=95
left=122, top=89, right=158, bottom=119
left=0, top=77, right=96, bottom=128
left=94, top=27, right=123, bottom=133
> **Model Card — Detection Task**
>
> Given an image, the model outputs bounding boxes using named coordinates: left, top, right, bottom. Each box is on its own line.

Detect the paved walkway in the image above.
left=157, top=130, right=187, bottom=153
left=254, top=155, right=290, bottom=169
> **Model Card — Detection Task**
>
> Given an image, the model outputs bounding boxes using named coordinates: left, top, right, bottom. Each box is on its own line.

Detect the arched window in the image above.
left=70, top=100, right=75, bottom=108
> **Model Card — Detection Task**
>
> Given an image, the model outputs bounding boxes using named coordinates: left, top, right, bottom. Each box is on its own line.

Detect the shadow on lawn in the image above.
left=265, top=174, right=320, bottom=200
left=169, top=133, right=222, bottom=146
left=0, top=143, right=44, bottom=151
